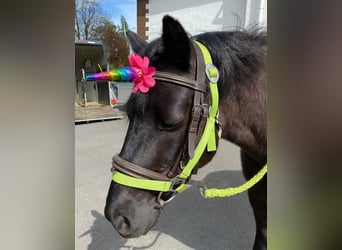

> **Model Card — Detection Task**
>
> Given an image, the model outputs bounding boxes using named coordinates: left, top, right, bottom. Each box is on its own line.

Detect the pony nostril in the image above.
left=113, top=214, right=133, bottom=237
left=119, top=216, right=130, bottom=230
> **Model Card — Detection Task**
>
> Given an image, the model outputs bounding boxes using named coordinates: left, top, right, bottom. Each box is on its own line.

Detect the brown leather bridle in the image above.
left=111, top=41, right=213, bottom=204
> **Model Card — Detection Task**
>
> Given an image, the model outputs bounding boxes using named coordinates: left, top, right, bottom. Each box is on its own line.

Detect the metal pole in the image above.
left=81, top=68, right=87, bottom=108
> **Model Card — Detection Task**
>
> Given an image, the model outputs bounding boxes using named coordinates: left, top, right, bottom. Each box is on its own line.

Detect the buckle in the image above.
left=205, top=64, right=219, bottom=83
left=154, top=177, right=187, bottom=208
left=191, top=104, right=202, bottom=121
left=168, top=176, right=186, bottom=192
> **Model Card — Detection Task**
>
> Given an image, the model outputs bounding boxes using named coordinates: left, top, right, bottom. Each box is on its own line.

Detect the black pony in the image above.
left=105, top=16, right=267, bottom=249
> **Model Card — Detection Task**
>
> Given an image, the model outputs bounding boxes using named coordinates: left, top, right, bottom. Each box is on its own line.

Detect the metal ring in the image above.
left=179, top=161, right=185, bottom=170
left=155, top=191, right=177, bottom=208
left=200, top=186, right=208, bottom=198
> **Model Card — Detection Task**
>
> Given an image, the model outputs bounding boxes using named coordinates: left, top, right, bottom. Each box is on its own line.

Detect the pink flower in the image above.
left=128, top=52, right=156, bottom=94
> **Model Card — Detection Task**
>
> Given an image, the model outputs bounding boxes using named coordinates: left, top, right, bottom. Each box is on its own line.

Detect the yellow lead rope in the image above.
left=202, top=164, right=267, bottom=198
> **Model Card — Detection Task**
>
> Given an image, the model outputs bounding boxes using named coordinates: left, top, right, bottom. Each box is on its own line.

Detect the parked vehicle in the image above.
left=75, top=39, right=118, bottom=108
left=75, top=40, right=122, bottom=123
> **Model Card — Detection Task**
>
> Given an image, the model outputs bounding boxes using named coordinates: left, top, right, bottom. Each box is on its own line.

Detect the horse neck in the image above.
left=204, top=33, right=267, bottom=163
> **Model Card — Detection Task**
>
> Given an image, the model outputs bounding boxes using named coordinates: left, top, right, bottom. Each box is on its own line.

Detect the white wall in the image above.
left=245, top=0, right=267, bottom=28
left=146, top=0, right=267, bottom=41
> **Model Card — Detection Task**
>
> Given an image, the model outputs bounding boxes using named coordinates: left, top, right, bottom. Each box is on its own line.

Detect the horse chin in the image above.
left=116, top=221, right=157, bottom=239
left=116, top=229, right=149, bottom=239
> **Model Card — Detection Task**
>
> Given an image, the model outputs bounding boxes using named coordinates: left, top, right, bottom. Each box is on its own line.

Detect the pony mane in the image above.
left=194, top=29, right=267, bottom=96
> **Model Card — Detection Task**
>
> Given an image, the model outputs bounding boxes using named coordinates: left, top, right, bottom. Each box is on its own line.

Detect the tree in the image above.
left=75, top=0, right=108, bottom=40
left=75, top=0, right=130, bottom=68
left=93, top=20, right=129, bottom=68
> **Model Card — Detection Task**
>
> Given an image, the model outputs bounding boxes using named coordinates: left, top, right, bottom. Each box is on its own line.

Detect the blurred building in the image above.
left=137, top=0, right=267, bottom=41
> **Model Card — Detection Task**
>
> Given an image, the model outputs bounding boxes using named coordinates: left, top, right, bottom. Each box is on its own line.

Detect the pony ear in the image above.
left=162, top=15, right=191, bottom=70
left=126, top=30, right=148, bottom=56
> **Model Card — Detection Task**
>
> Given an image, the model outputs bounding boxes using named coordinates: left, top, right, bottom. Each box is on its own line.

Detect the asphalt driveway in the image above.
left=75, top=117, right=255, bottom=249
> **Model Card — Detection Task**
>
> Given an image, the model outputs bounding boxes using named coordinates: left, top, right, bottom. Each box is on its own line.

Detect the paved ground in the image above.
left=75, top=104, right=123, bottom=123
left=76, top=108, right=255, bottom=249
left=75, top=83, right=133, bottom=123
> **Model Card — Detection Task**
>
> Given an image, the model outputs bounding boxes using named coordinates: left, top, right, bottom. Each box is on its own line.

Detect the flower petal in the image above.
left=142, top=56, right=150, bottom=69
left=135, top=54, right=143, bottom=67
left=132, top=84, right=139, bottom=94
left=139, top=84, right=149, bottom=93
left=143, top=76, right=155, bottom=87
left=131, top=53, right=143, bottom=68
left=146, top=66, right=156, bottom=76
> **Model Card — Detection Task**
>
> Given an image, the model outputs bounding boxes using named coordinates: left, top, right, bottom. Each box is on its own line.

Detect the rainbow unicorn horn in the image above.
left=86, top=53, right=156, bottom=94
left=85, top=67, right=143, bottom=82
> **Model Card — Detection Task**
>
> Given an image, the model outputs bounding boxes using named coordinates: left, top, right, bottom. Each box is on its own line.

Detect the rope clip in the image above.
left=199, top=185, right=208, bottom=198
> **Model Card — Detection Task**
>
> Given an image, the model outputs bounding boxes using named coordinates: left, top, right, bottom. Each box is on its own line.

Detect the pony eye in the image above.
left=159, top=119, right=182, bottom=131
